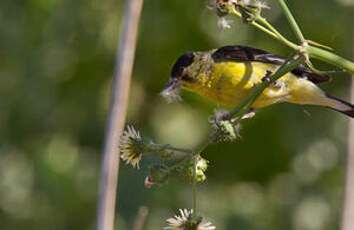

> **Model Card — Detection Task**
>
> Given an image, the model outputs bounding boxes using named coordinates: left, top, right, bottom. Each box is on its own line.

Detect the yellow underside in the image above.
left=182, top=61, right=332, bottom=108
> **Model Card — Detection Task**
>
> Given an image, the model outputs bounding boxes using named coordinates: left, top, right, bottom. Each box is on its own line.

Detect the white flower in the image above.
left=120, top=126, right=144, bottom=168
left=217, top=17, right=232, bottom=29
left=164, top=209, right=216, bottom=230
left=164, top=209, right=191, bottom=230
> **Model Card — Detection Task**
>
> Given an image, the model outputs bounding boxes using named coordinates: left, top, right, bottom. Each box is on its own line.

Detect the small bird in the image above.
left=161, top=45, right=354, bottom=118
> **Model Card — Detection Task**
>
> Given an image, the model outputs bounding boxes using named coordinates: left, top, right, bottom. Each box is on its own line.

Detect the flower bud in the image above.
left=146, top=164, right=169, bottom=187
left=179, top=156, right=208, bottom=183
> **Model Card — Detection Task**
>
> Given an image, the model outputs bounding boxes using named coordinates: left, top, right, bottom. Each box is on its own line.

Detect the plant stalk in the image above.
left=96, top=1, right=144, bottom=230
left=230, top=8, right=298, bottom=50
left=192, top=156, right=197, bottom=215
left=277, top=0, right=305, bottom=42
left=257, top=17, right=299, bottom=50
left=341, top=43, right=354, bottom=230
left=230, top=5, right=354, bottom=74
left=304, top=46, right=354, bottom=74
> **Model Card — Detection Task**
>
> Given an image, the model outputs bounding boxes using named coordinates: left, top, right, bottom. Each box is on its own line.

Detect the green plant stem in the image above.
left=305, top=46, right=354, bottom=74
left=230, top=6, right=354, bottom=73
left=230, top=8, right=278, bottom=40
left=230, top=8, right=298, bottom=50
left=157, top=144, right=194, bottom=155
left=192, top=156, right=197, bottom=215
left=277, top=0, right=305, bottom=42
left=257, top=17, right=299, bottom=50
left=166, top=142, right=208, bottom=173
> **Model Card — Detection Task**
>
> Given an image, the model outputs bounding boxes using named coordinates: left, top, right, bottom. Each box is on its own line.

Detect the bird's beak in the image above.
left=162, top=78, right=181, bottom=93
left=160, top=78, right=182, bottom=102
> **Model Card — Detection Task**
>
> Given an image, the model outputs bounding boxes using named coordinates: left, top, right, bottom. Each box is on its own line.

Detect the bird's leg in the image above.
left=261, top=70, right=284, bottom=89
left=241, top=108, right=256, bottom=119
left=230, top=108, right=256, bottom=122
left=261, top=70, right=273, bottom=82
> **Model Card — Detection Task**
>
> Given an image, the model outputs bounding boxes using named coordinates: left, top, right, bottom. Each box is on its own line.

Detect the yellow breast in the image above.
left=182, top=61, right=296, bottom=108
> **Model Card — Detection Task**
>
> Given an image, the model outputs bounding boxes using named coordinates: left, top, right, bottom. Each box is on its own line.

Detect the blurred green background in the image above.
left=1, top=0, right=353, bottom=229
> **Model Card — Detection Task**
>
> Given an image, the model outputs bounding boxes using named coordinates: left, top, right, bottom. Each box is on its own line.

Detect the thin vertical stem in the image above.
left=341, top=47, right=354, bottom=230
left=230, top=8, right=278, bottom=40
left=192, top=155, right=197, bottom=215
left=96, top=1, right=144, bottom=230
left=230, top=8, right=299, bottom=50
left=257, top=17, right=299, bottom=50
left=277, top=0, right=305, bottom=42
left=132, top=207, right=149, bottom=230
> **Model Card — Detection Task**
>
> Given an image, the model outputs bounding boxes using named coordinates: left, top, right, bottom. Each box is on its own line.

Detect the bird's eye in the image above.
left=181, top=75, right=194, bottom=82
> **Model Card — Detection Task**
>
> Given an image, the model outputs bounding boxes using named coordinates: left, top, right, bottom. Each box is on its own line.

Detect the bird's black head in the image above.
left=160, top=52, right=195, bottom=103
left=171, top=52, right=195, bottom=79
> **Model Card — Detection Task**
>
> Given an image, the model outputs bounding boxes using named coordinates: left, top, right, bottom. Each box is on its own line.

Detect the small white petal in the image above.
left=119, top=126, right=144, bottom=168
left=217, top=17, right=232, bottom=29
left=164, top=209, right=216, bottom=230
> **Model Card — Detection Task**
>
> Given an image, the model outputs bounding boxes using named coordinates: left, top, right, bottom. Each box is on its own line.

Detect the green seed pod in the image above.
left=179, top=156, right=208, bottom=183
left=148, top=164, right=169, bottom=185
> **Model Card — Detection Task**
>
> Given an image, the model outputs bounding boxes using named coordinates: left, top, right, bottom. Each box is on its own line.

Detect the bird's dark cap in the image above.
left=171, top=52, right=194, bottom=78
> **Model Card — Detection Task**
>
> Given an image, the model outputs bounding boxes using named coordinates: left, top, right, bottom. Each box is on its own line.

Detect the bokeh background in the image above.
left=1, top=0, right=354, bottom=229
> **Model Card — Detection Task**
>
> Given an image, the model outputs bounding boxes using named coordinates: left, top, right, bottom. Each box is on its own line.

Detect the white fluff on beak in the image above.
left=160, top=79, right=182, bottom=103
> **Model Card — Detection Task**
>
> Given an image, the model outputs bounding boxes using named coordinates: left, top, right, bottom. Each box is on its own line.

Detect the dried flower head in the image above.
left=206, top=0, right=236, bottom=9
left=234, top=0, right=269, bottom=23
left=209, top=110, right=240, bottom=142
left=120, top=126, right=147, bottom=168
left=207, top=0, right=236, bottom=16
left=164, top=209, right=216, bottom=230
left=206, top=0, right=237, bottom=28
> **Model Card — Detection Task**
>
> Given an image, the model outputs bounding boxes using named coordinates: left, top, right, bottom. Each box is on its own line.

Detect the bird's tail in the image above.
left=325, top=94, right=354, bottom=118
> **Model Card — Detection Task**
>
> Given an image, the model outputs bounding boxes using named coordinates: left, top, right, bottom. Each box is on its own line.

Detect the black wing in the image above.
left=211, top=45, right=331, bottom=84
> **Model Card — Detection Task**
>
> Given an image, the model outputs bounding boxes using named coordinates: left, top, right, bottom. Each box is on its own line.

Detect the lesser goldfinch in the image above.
left=161, top=45, right=354, bottom=118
